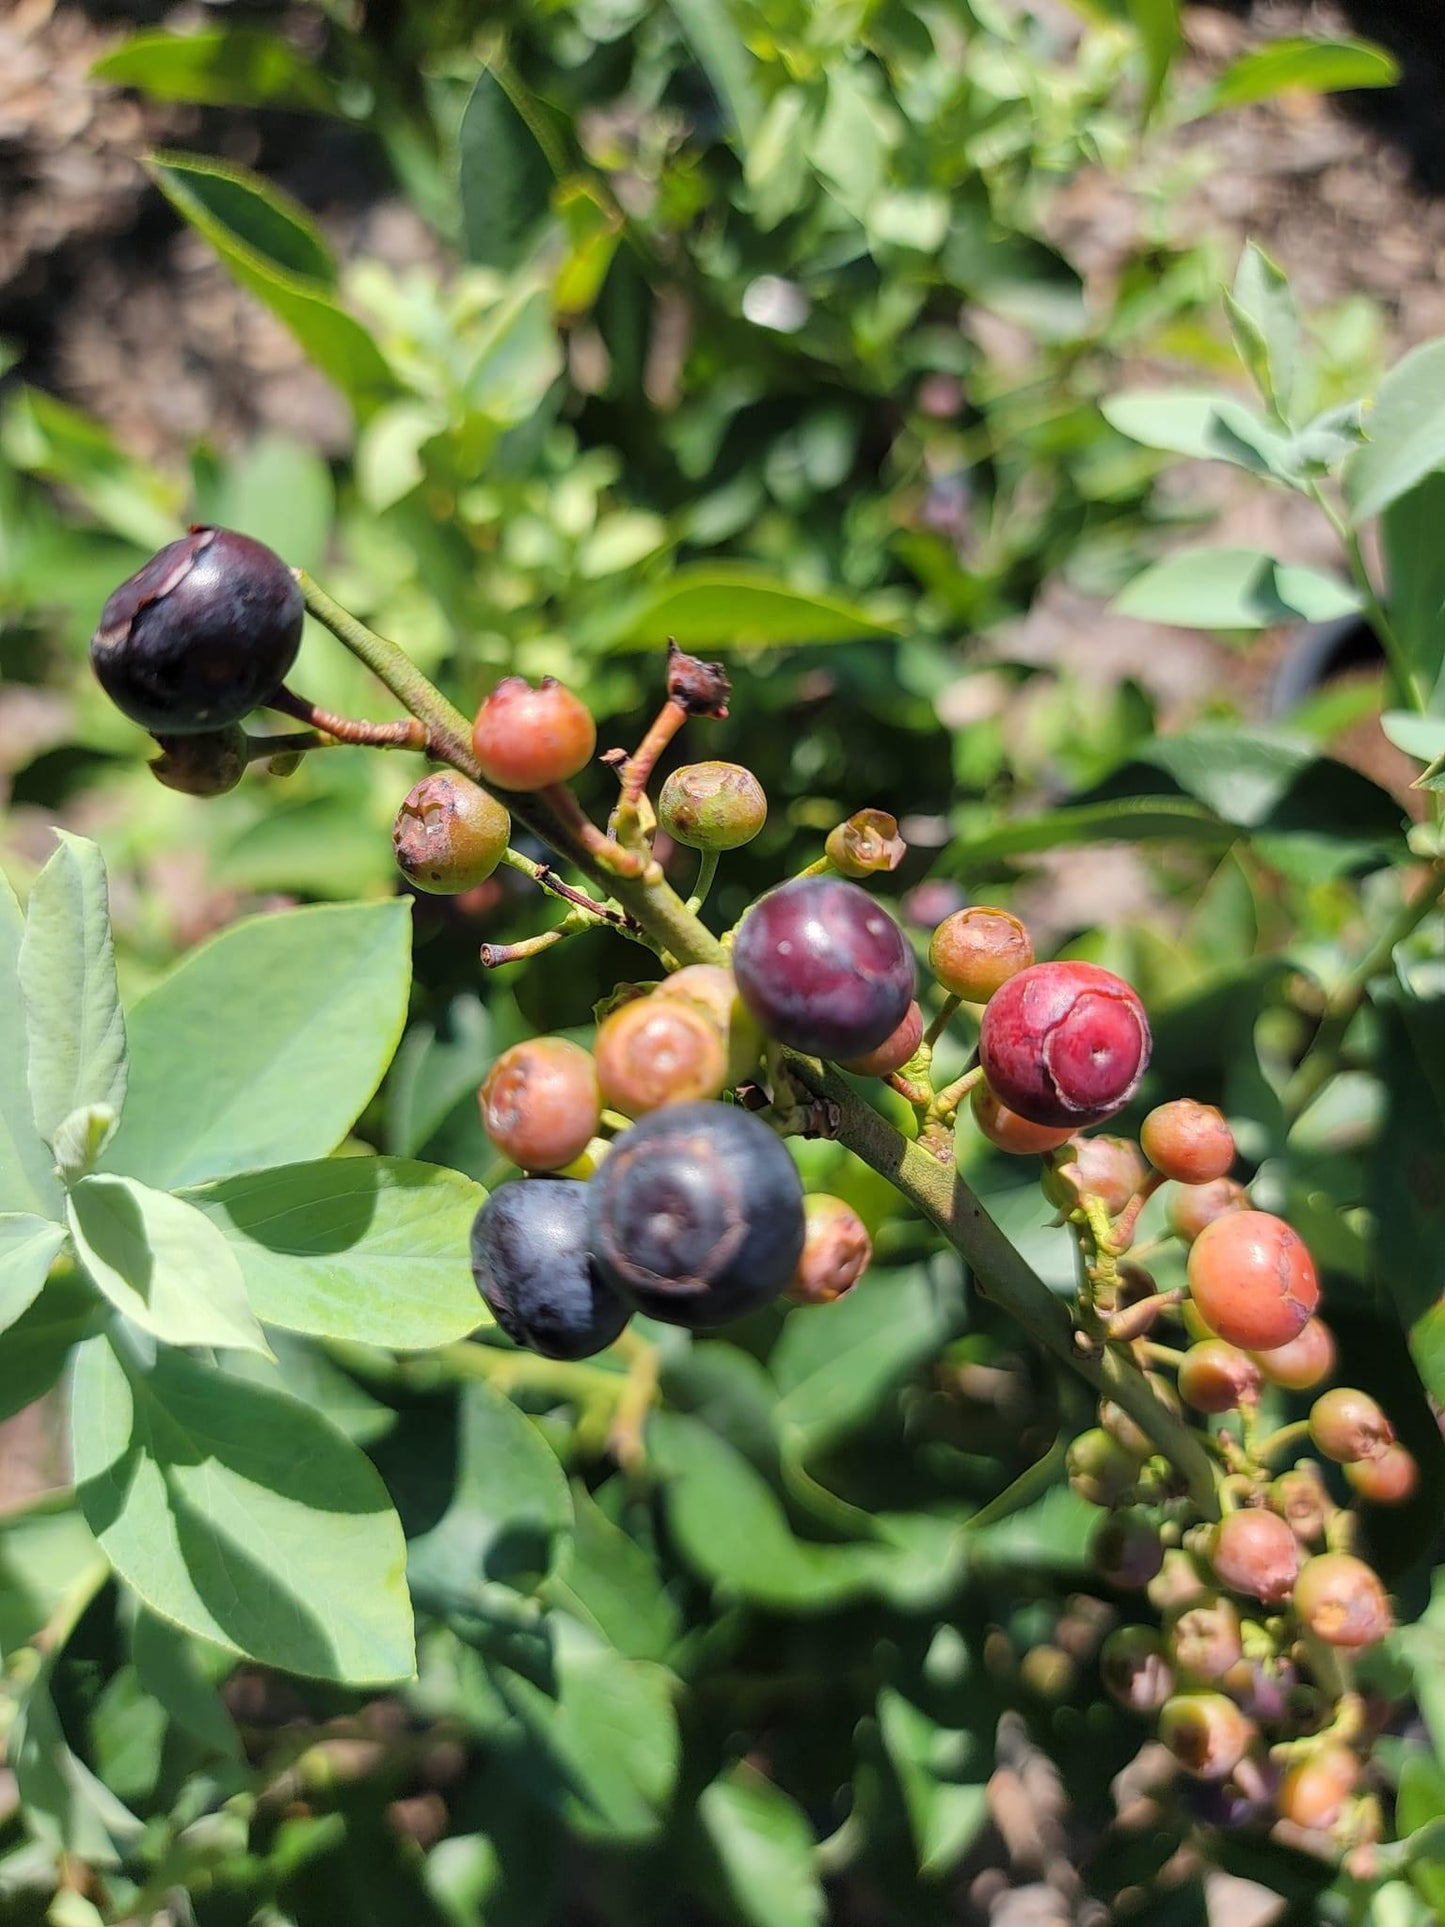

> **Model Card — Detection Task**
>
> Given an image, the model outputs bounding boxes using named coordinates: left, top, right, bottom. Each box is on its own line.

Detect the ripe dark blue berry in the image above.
left=91, top=527, right=304, bottom=734
left=731, top=876, right=917, bottom=1061
left=587, top=1101, right=805, bottom=1327
left=470, top=1179, right=630, bottom=1360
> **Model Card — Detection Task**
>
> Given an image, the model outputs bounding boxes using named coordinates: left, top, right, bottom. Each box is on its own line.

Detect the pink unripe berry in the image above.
left=1293, top=1553, right=1393, bottom=1649
left=1186, top=1210, right=1319, bottom=1351
left=1309, top=1387, right=1395, bottom=1464
left=1140, top=1099, right=1235, bottom=1184
left=1209, top=1508, right=1301, bottom=1607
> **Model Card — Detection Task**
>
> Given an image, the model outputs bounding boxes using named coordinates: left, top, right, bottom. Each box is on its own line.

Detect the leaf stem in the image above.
left=1306, top=485, right=1425, bottom=712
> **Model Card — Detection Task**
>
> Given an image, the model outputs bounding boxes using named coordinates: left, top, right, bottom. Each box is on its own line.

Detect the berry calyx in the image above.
left=1186, top=1210, right=1319, bottom=1351
left=786, top=1195, right=872, bottom=1306
left=1101, top=1627, right=1174, bottom=1713
left=92, top=527, right=303, bottom=734
left=149, top=725, right=248, bottom=796
left=471, top=676, right=596, bottom=791
left=479, top=1039, right=602, bottom=1173
left=1292, top=1553, right=1393, bottom=1649
left=841, top=1001, right=924, bottom=1077
left=587, top=1101, right=805, bottom=1327
left=1249, top=1317, right=1335, bottom=1392
left=977, top=961, right=1151, bottom=1128
left=595, top=995, right=729, bottom=1118
left=470, top=1179, right=629, bottom=1360
left=1158, top=1692, right=1256, bottom=1780
left=732, top=875, right=917, bottom=1061
left=971, top=1081, right=1073, bottom=1156
left=1178, top=1339, right=1262, bottom=1415
left=1168, top=1176, right=1246, bottom=1244
left=928, top=906, right=1033, bottom=1001
left=1309, top=1387, right=1395, bottom=1464
left=825, top=809, right=906, bottom=878
left=658, top=761, right=767, bottom=851
left=393, top=772, right=511, bottom=894
left=1345, top=1444, right=1419, bottom=1505
left=1140, top=1100, right=1236, bottom=1185
left=1209, top=1508, right=1301, bottom=1607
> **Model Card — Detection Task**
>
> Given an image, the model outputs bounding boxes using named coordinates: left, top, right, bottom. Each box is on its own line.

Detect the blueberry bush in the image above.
left=1, top=4, right=1443, bottom=1924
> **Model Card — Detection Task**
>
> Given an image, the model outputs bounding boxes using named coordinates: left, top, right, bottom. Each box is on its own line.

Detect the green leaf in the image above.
left=0, top=1215, right=67, bottom=1337
left=71, top=1333, right=415, bottom=1684
left=0, top=872, right=62, bottom=1220
left=549, top=1484, right=680, bottom=1663
left=386, top=997, right=494, bottom=1158
left=1102, top=390, right=1298, bottom=481
left=1371, top=972, right=1445, bottom=1407
left=1382, top=473, right=1445, bottom=704
left=92, top=28, right=341, bottom=112
left=1381, top=712, right=1445, bottom=766
left=208, top=433, right=335, bottom=575
left=131, top=1609, right=241, bottom=1760
left=877, top=1688, right=989, bottom=1878
left=67, top=1174, right=269, bottom=1355
left=599, top=566, right=903, bottom=651
left=183, top=1158, right=485, bottom=1349
left=0, top=1273, right=102, bottom=1425
left=1127, top=0, right=1182, bottom=125
left=668, top=0, right=765, bottom=145
left=953, top=795, right=1231, bottom=864
left=11, top=1674, right=144, bottom=1868
left=1226, top=243, right=1299, bottom=419
left=18, top=834, right=128, bottom=1153
left=0, top=1505, right=105, bottom=1657
left=147, top=151, right=396, bottom=409
left=1110, top=547, right=1361, bottom=629
left=459, top=69, right=556, bottom=271
left=1, top=387, right=183, bottom=550
left=102, top=900, right=411, bottom=1191
left=1193, top=36, right=1398, bottom=115
left=1346, top=336, right=1445, bottom=523
left=697, top=1763, right=826, bottom=1927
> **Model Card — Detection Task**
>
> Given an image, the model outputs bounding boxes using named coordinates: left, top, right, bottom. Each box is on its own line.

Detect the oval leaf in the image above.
left=697, top=1763, right=826, bottom=1927
left=459, top=69, right=556, bottom=270
left=0, top=1215, right=68, bottom=1337
left=93, top=28, right=341, bottom=113
left=72, top=1334, right=415, bottom=1684
left=183, top=1158, right=487, bottom=1349
left=102, top=900, right=411, bottom=1191
left=1196, top=36, right=1398, bottom=115
left=600, top=566, right=903, bottom=651
left=0, top=872, right=63, bottom=1220
left=1346, top=337, right=1445, bottom=524
left=1110, top=547, right=1361, bottom=629
left=68, top=1175, right=269, bottom=1356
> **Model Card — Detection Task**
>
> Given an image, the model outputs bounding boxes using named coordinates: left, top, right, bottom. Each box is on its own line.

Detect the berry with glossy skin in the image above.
left=1276, top=1747, right=1359, bottom=1832
left=928, top=906, right=1033, bottom=1001
left=1168, top=1176, right=1247, bottom=1244
left=1250, top=1317, right=1335, bottom=1392
left=1269, top=1467, right=1332, bottom=1545
left=149, top=725, right=248, bottom=796
left=1092, top=1511, right=1164, bottom=1589
left=587, top=1101, right=805, bottom=1327
left=1309, top=1387, right=1395, bottom=1464
left=1101, top=1627, right=1174, bottom=1714
left=1345, top=1444, right=1419, bottom=1505
left=393, top=773, right=511, bottom=894
left=732, top=875, right=916, bottom=1061
left=825, top=809, right=905, bottom=877
left=1140, top=1100, right=1235, bottom=1184
left=978, top=961, right=1151, bottom=1129
left=1178, top=1339, right=1262, bottom=1415
left=656, top=964, right=763, bottom=1085
left=842, top=1001, right=924, bottom=1078
left=1210, top=1508, right=1300, bottom=1606
left=1066, top=1427, right=1141, bottom=1507
left=658, top=761, right=767, bottom=850
left=971, top=1081, right=1073, bottom=1156
left=595, top=996, right=728, bottom=1118
left=471, top=676, right=596, bottom=791
left=470, top=1180, right=629, bottom=1359
left=1292, top=1553, right=1393, bottom=1649
left=786, top=1195, right=872, bottom=1306
left=1167, top=1596, right=1243, bottom=1682
left=92, top=527, right=303, bottom=734
left=1159, top=1693, right=1256, bottom=1780
left=479, top=1039, right=602, bottom=1173
left=1186, top=1211, right=1319, bottom=1351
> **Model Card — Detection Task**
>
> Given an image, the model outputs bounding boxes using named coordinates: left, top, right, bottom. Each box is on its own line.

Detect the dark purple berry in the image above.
left=470, top=1179, right=630, bottom=1360
left=732, top=876, right=917, bottom=1061
left=586, top=1101, right=805, bottom=1327
left=91, top=527, right=303, bottom=734
left=149, top=725, right=248, bottom=796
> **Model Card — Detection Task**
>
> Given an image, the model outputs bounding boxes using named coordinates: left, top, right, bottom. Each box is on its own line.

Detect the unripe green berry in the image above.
left=1178, top=1339, right=1262, bottom=1415
left=1066, top=1426, right=1140, bottom=1507
left=1100, top=1375, right=1181, bottom=1457
left=393, top=773, right=511, bottom=893
left=658, top=761, right=767, bottom=851
left=1269, top=1466, right=1333, bottom=1545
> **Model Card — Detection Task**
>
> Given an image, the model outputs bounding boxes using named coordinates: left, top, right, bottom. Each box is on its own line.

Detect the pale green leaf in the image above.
left=1193, top=36, right=1398, bottom=116
left=18, top=834, right=128, bottom=1151
left=599, top=566, right=903, bottom=651
left=1127, top=0, right=1181, bottom=124
left=183, top=1157, right=486, bottom=1349
left=1111, top=547, right=1361, bottom=628
left=0, top=871, right=62, bottom=1220
left=1346, top=336, right=1445, bottom=523
left=1381, top=712, right=1445, bottom=765
left=11, top=1675, right=144, bottom=1868
left=102, top=900, right=411, bottom=1190
left=1227, top=242, right=1299, bottom=418
left=92, top=27, right=341, bottom=112
left=698, top=1763, right=825, bottom=1927
left=549, top=1484, right=681, bottom=1662
left=0, top=1215, right=67, bottom=1337
left=68, top=1175, right=269, bottom=1355
left=72, top=1334, right=415, bottom=1684
left=1101, top=391, right=1299, bottom=480
left=668, top=0, right=765, bottom=144
left=51, top=1103, right=118, bottom=1184
left=131, top=1609, right=241, bottom=1760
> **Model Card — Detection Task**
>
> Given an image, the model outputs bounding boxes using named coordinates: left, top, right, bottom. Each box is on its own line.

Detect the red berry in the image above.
left=471, top=676, right=596, bottom=791
left=971, top=1081, right=1073, bottom=1156
left=842, top=1001, right=924, bottom=1077
left=595, top=995, right=728, bottom=1118
left=1345, top=1444, right=1418, bottom=1505
left=1250, top=1317, right=1335, bottom=1393
left=786, top=1195, right=872, bottom=1306
left=928, top=907, right=1033, bottom=1001
left=1158, top=1693, right=1256, bottom=1780
left=479, top=1039, right=602, bottom=1173
left=1168, top=1176, right=1246, bottom=1243
left=1186, top=1211, right=1319, bottom=1352
left=1269, top=1468, right=1333, bottom=1545
left=1276, top=1746, right=1358, bottom=1832
left=393, top=772, right=511, bottom=893
left=978, top=961, right=1151, bottom=1129
left=1140, top=1100, right=1235, bottom=1184
left=1309, top=1387, right=1395, bottom=1464
left=1100, top=1627, right=1173, bottom=1714
left=1210, top=1508, right=1301, bottom=1607
left=658, top=761, right=766, bottom=850
left=1167, top=1596, right=1243, bottom=1682
left=1178, top=1339, right=1262, bottom=1415
left=1293, top=1553, right=1393, bottom=1649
